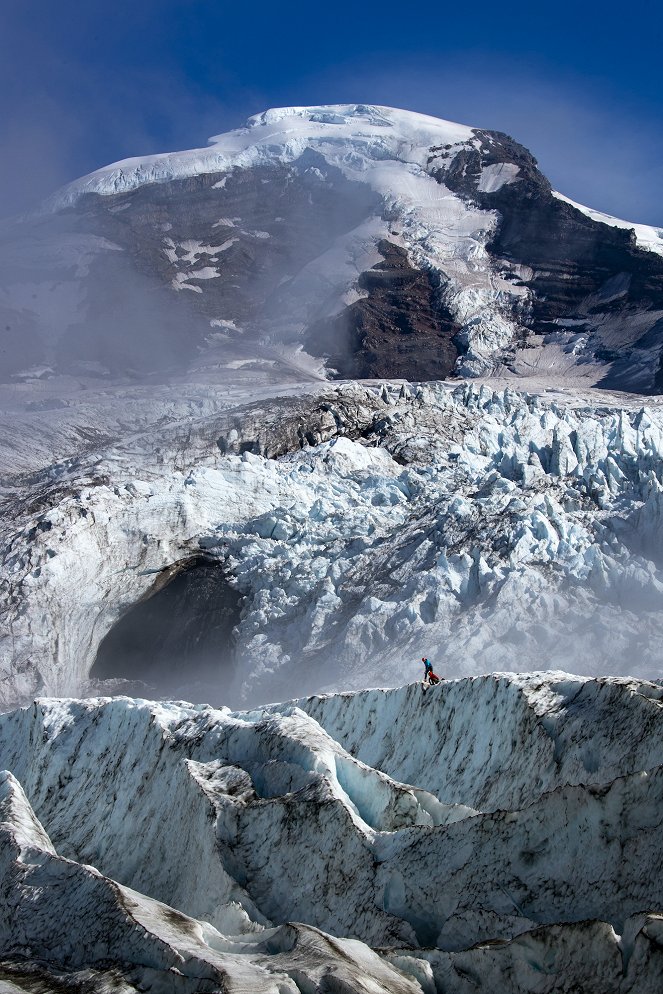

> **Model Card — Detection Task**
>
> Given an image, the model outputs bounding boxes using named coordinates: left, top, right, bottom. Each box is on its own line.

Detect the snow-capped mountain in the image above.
left=1, top=674, right=662, bottom=992
left=4, top=103, right=663, bottom=993
left=2, top=104, right=663, bottom=391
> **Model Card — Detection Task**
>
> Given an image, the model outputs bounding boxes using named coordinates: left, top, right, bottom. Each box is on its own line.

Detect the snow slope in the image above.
left=1, top=676, right=662, bottom=991
left=49, top=105, right=476, bottom=207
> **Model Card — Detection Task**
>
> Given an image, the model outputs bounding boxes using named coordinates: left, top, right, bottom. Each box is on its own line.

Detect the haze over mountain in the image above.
left=3, top=104, right=663, bottom=395
left=3, top=105, right=663, bottom=993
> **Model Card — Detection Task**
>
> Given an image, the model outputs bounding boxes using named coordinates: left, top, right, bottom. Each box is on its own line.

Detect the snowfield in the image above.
left=1, top=675, right=662, bottom=991
left=51, top=103, right=663, bottom=263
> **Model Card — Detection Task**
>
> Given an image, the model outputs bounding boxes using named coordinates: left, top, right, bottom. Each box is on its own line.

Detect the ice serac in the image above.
left=4, top=380, right=663, bottom=709
left=0, top=677, right=661, bottom=992
left=2, top=103, right=663, bottom=389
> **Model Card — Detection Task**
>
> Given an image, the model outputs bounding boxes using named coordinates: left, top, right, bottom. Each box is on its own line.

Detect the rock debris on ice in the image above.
left=0, top=674, right=661, bottom=991
left=3, top=380, right=663, bottom=707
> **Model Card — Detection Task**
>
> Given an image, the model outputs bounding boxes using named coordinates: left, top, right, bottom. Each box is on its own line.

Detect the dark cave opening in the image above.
left=91, top=557, right=243, bottom=702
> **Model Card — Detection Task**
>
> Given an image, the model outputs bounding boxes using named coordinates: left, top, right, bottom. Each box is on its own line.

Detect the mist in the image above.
left=0, top=143, right=382, bottom=403
left=0, top=221, right=215, bottom=399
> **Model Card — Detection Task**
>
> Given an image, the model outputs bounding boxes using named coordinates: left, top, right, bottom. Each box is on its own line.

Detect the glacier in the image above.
left=3, top=379, right=663, bottom=708
left=3, top=101, right=663, bottom=992
left=1, top=675, right=662, bottom=991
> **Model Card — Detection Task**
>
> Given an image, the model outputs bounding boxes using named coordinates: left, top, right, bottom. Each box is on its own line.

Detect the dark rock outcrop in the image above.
left=430, top=130, right=663, bottom=391
left=304, top=240, right=459, bottom=379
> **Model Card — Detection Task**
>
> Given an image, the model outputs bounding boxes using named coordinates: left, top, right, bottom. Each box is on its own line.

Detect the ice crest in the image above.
left=0, top=679, right=662, bottom=990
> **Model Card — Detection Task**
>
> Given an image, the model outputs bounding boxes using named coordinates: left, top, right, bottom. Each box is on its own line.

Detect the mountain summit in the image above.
left=3, top=103, right=663, bottom=389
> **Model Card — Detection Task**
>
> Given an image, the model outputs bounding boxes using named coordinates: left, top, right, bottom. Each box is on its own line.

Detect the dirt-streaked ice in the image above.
left=1, top=675, right=661, bottom=991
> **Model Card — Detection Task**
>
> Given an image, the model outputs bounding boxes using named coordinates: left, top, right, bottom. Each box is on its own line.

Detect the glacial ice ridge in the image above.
left=1, top=673, right=662, bottom=991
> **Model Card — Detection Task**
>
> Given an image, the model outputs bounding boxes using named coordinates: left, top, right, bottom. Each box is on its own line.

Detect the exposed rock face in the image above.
left=5, top=104, right=663, bottom=994
left=430, top=128, right=663, bottom=390
left=0, top=156, right=379, bottom=381
left=3, top=103, right=663, bottom=392
left=305, top=240, right=460, bottom=379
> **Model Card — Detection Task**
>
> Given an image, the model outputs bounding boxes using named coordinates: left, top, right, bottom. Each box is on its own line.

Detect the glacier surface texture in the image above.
left=3, top=381, right=663, bottom=707
left=1, top=675, right=663, bottom=992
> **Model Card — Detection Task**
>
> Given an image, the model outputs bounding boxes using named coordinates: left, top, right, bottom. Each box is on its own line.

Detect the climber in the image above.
left=422, top=657, right=440, bottom=688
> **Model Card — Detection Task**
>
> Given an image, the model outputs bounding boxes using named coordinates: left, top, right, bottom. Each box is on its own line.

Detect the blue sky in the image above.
left=2, top=0, right=661, bottom=223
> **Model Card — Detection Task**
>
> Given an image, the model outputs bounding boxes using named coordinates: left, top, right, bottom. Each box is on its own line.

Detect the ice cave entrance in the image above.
left=91, top=556, right=242, bottom=701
